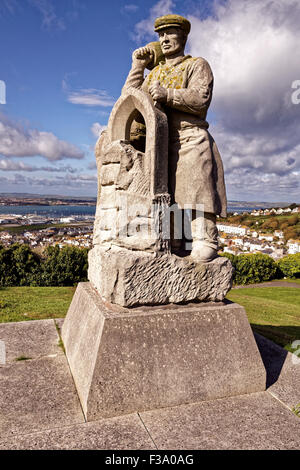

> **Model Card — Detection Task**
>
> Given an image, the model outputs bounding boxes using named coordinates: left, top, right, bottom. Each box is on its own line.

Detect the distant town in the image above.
left=0, top=195, right=299, bottom=257
left=0, top=194, right=96, bottom=206
left=217, top=203, right=300, bottom=258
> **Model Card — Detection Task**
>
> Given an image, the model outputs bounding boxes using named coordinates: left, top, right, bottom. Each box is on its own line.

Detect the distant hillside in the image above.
left=227, top=200, right=292, bottom=208
left=0, top=193, right=97, bottom=202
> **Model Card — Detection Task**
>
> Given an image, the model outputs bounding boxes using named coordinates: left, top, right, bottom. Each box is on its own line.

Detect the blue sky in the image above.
left=0, top=0, right=299, bottom=202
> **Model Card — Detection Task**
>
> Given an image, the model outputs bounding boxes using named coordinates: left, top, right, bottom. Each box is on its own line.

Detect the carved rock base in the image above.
left=62, top=282, right=266, bottom=420
left=88, top=245, right=233, bottom=307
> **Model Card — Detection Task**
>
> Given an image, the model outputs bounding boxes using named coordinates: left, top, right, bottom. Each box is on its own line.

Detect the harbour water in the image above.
left=0, top=203, right=265, bottom=217
left=0, top=205, right=96, bottom=217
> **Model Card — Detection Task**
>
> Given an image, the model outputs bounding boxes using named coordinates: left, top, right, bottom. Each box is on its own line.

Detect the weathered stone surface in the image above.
left=0, top=315, right=299, bottom=449
left=0, top=355, right=84, bottom=438
left=88, top=245, right=233, bottom=306
left=62, top=282, right=266, bottom=421
left=0, top=319, right=62, bottom=363
left=88, top=85, right=232, bottom=304
left=139, top=391, right=300, bottom=450
left=255, top=333, right=300, bottom=410
left=99, top=163, right=120, bottom=186
left=0, top=414, right=155, bottom=450
left=92, top=89, right=170, bottom=260
left=98, top=185, right=118, bottom=208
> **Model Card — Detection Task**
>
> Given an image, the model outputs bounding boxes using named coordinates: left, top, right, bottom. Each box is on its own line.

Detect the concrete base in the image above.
left=62, top=282, right=266, bottom=421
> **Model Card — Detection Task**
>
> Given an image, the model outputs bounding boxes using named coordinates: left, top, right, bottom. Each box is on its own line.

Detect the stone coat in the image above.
left=123, top=55, right=227, bottom=217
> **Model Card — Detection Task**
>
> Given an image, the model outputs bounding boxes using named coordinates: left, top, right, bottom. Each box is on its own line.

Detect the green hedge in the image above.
left=277, top=253, right=300, bottom=278
left=221, top=253, right=278, bottom=285
left=222, top=252, right=300, bottom=284
left=1, top=243, right=299, bottom=287
left=0, top=244, right=88, bottom=287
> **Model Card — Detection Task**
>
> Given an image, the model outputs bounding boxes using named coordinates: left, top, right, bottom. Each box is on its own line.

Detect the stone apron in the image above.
left=168, top=123, right=225, bottom=217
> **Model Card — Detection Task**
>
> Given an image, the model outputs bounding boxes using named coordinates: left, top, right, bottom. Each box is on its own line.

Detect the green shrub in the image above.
left=221, top=252, right=278, bottom=285
left=0, top=244, right=41, bottom=287
left=39, top=245, right=88, bottom=286
left=277, top=253, right=300, bottom=278
left=0, top=244, right=88, bottom=287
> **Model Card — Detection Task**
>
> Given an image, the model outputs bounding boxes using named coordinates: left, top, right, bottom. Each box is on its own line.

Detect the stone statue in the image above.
left=123, top=14, right=227, bottom=263
left=62, top=16, right=265, bottom=421
left=87, top=14, right=233, bottom=306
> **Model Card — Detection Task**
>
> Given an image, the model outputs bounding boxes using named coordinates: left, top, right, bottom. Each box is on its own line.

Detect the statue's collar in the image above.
left=159, top=55, right=192, bottom=68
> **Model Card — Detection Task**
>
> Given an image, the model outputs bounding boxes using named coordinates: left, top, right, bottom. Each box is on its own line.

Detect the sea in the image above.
left=0, top=203, right=270, bottom=217
left=0, top=205, right=96, bottom=217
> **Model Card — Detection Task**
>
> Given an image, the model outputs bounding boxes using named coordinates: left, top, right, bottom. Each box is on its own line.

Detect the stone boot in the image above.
left=190, top=242, right=218, bottom=262
left=190, top=211, right=219, bottom=263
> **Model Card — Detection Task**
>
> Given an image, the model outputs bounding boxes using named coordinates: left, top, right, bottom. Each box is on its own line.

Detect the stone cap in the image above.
left=154, top=14, right=191, bottom=35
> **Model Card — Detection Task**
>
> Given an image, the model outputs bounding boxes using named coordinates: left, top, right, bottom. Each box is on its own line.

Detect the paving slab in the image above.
left=54, top=318, right=65, bottom=333
left=254, top=333, right=300, bottom=409
left=0, top=319, right=62, bottom=364
left=0, top=317, right=299, bottom=450
left=0, top=355, right=84, bottom=439
left=140, top=392, right=300, bottom=450
left=0, top=413, right=155, bottom=450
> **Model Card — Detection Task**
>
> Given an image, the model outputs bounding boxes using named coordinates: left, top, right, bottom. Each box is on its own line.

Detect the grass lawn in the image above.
left=1, top=285, right=299, bottom=354
left=227, top=287, right=300, bottom=352
left=0, top=286, right=76, bottom=323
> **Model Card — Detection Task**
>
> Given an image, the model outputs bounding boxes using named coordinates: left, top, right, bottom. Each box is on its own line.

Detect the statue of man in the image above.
left=123, top=14, right=227, bottom=262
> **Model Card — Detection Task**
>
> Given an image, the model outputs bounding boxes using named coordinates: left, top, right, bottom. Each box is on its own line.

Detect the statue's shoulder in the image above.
left=187, top=56, right=213, bottom=79
left=188, top=56, right=212, bottom=68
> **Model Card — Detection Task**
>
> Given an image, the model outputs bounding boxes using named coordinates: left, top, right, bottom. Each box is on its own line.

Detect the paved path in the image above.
left=0, top=319, right=299, bottom=449
left=234, top=280, right=300, bottom=289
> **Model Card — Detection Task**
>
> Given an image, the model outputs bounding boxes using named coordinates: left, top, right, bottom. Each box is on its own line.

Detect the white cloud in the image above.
left=0, top=0, right=19, bottom=15
left=134, top=0, right=175, bottom=41
left=123, top=4, right=139, bottom=13
left=91, top=122, right=107, bottom=138
left=226, top=169, right=299, bottom=202
left=132, top=0, right=300, bottom=201
left=188, top=0, right=300, bottom=127
left=28, top=0, right=66, bottom=31
left=185, top=0, right=300, bottom=201
left=0, top=173, right=97, bottom=189
left=67, top=89, right=115, bottom=107
left=0, top=159, right=78, bottom=173
left=0, top=112, right=84, bottom=161
left=88, top=161, right=97, bottom=170
left=1, top=0, right=83, bottom=30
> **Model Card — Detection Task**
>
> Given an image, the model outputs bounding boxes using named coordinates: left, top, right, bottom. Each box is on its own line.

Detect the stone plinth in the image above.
left=88, top=246, right=233, bottom=307
left=62, top=282, right=266, bottom=421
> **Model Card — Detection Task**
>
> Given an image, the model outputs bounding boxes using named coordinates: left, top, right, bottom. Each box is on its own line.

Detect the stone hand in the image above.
left=149, top=81, right=167, bottom=103
left=132, top=46, right=153, bottom=68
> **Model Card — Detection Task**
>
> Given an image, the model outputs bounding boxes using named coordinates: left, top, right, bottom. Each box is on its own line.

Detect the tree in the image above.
left=283, top=228, right=297, bottom=242
left=261, top=218, right=279, bottom=230
left=277, top=253, right=300, bottom=278
left=280, top=221, right=289, bottom=231
left=40, top=245, right=88, bottom=286
left=221, top=253, right=277, bottom=285
left=288, top=214, right=299, bottom=226
left=0, top=243, right=41, bottom=286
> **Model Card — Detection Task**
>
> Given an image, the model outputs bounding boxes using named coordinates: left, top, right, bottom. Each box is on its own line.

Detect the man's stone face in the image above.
left=158, top=27, right=185, bottom=57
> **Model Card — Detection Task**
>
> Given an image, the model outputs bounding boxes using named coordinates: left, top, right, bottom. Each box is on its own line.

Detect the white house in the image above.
left=216, top=224, right=248, bottom=236
left=274, top=230, right=284, bottom=239
left=287, top=240, right=300, bottom=254
left=249, top=241, right=263, bottom=252
left=258, top=233, right=274, bottom=242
